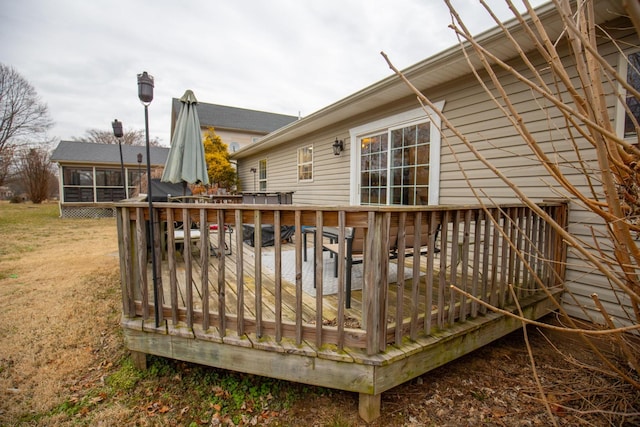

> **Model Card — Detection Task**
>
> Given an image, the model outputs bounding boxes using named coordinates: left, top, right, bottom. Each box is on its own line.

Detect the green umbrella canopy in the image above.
left=161, top=90, right=210, bottom=186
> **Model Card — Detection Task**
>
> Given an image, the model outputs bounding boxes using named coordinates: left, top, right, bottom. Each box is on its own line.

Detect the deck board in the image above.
left=154, top=238, right=457, bottom=337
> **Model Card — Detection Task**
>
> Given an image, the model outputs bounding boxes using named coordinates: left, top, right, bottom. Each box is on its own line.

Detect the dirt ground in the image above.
left=0, top=202, right=639, bottom=426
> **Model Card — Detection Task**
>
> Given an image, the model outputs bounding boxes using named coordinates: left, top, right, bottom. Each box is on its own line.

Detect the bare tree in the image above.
left=16, top=147, right=53, bottom=203
left=383, top=0, right=639, bottom=423
left=72, top=128, right=161, bottom=146
left=0, top=64, right=53, bottom=186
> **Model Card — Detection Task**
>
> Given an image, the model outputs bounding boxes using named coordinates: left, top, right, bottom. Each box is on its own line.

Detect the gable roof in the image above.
left=171, top=99, right=298, bottom=136
left=231, top=0, right=625, bottom=159
left=50, top=140, right=169, bottom=166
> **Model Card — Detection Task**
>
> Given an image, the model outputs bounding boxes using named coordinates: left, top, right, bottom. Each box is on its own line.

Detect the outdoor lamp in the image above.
left=250, top=168, right=257, bottom=191
left=137, top=70, right=159, bottom=327
left=137, top=71, right=154, bottom=104
left=332, top=138, right=344, bottom=155
left=137, top=153, right=143, bottom=192
left=111, top=119, right=123, bottom=138
left=111, top=119, right=126, bottom=197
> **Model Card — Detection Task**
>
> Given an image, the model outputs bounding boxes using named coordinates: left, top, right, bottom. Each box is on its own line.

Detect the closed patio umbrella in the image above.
left=161, top=89, right=209, bottom=192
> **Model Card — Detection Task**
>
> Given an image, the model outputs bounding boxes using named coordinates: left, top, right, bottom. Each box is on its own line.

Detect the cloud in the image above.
left=0, top=0, right=546, bottom=146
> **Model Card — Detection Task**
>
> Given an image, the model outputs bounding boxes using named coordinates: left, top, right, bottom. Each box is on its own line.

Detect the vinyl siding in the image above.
left=434, top=30, right=636, bottom=325
left=237, top=130, right=351, bottom=204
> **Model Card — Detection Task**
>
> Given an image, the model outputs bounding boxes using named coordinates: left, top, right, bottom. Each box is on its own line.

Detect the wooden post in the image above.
left=130, top=350, right=147, bottom=370
left=359, top=393, right=381, bottom=422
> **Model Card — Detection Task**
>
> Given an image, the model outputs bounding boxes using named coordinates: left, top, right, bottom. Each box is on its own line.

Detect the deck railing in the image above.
left=116, top=201, right=568, bottom=355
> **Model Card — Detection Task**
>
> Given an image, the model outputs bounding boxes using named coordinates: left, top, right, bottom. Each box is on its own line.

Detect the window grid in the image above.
left=258, top=159, right=267, bottom=191
left=625, top=51, right=640, bottom=137
left=297, top=145, right=313, bottom=181
left=360, top=121, right=430, bottom=206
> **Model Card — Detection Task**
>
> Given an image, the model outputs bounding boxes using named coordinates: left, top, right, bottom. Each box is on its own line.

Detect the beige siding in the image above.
left=214, top=129, right=263, bottom=152
left=434, top=32, right=635, bottom=325
left=237, top=131, right=351, bottom=204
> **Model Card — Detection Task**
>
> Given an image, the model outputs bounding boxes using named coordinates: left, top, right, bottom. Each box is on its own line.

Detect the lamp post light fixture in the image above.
left=332, top=138, right=344, bottom=156
left=137, top=153, right=143, bottom=193
left=137, top=70, right=161, bottom=327
left=111, top=119, right=127, bottom=198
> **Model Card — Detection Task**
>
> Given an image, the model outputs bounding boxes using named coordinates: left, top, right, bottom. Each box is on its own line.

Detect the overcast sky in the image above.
left=1, top=0, right=545, bottom=147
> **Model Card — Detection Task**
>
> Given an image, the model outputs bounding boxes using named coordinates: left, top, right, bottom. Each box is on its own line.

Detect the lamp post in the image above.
left=137, top=153, right=143, bottom=193
left=111, top=119, right=127, bottom=198
left=137, top=71, right=161, bottom=327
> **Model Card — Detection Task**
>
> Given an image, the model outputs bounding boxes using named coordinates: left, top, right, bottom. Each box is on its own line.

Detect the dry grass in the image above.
left=0, top=202, right=121, bottom=424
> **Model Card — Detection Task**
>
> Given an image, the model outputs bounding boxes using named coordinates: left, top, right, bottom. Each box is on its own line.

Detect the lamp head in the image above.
left=112, top=119, right=123, bottom=138
left=137, top=71, right=154, bottom=104
left=332, top=138, right=344, bottom=156
left=137, top=153, right=143, bottom=163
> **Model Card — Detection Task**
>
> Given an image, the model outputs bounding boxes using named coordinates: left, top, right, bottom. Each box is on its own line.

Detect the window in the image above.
left=95, top=168, right=126, bottom=202
left=297, top=145, right=313, bottom=181
left=62, top=166, right=130, bottom=202
left=62, top=167, right=94, bottom=202
left=128, top=168, right=143, bottom=197
left=258, top=159, right=267, bottom=191
left=625, top=52, right=640, bottom=137
left=349, top=103, right=443, bottom=206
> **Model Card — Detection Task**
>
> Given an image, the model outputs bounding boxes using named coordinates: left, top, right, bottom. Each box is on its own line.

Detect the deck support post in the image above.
left=358, top=393, right=381, bottom=422
left=130, top=350, right=147, bottom=370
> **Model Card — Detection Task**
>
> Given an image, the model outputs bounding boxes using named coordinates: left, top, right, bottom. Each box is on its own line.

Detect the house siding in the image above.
left=434, top=30, right=635, bottom=325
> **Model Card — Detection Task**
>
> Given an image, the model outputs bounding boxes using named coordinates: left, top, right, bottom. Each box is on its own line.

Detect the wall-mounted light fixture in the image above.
left=332, top=138, right=344, bottom=156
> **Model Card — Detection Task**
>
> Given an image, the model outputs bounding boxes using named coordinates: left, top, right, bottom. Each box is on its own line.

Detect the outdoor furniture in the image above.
left=302, top=226, right=338, bottom=262
left=241, top=192, right=294, bottom=204
left=209, top=224, right=233, bottom=256
left=242, top=224, right=295, bottom=247
left=323, top=225, right=441, bottom=308
left=322, top=227, right=365, bottom=308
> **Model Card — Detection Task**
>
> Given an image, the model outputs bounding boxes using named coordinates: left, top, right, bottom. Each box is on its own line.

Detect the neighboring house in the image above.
left=0, top=186, right=13, bottom=200
left=170, top=100, right=298, bottom=153
left=230, top=0, right=636, bottom=325
left=50, top=141, right=169, bottom=218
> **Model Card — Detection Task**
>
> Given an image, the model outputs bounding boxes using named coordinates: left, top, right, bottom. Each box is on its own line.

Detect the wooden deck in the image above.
left=116, top=202, right=567, bottom=421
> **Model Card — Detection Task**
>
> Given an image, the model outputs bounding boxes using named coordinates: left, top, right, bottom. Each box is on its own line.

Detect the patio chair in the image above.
left=390, top=223, right=441, bottom=259
left=322, top=227, right=366, bottom=308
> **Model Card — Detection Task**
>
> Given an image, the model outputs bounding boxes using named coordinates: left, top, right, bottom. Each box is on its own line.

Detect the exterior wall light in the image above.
left=332, top=138, right=344, bottom=155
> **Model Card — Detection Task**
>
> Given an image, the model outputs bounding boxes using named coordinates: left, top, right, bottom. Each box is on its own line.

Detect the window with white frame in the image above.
left=258, top=159, right=267, bottom=191
left=297, top=145, right=313, bottom=181
left=624, top=51, right=640, bottom=137
left=350, top=103, right=443, bottom=206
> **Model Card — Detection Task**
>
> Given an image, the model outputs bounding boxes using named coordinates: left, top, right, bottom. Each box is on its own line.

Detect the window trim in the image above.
left=348, top=102, right=445, bottom=206
left=616, top=50, right=640, bottom=139
left=258, top=159, right=267, bottom=191
left=297, top=144, right=314, bottom=182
